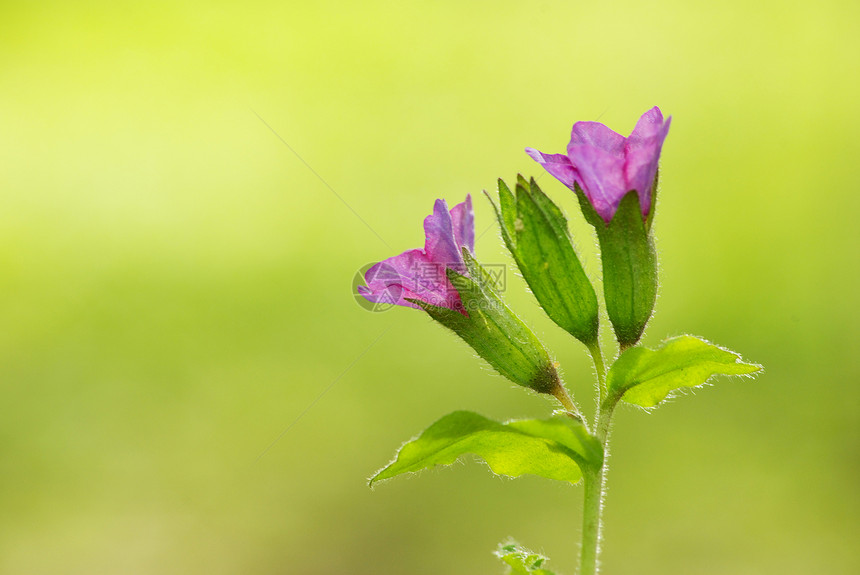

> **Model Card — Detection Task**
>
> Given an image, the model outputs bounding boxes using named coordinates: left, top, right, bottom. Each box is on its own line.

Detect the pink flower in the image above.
left=526, top=107, right=671, bottom=223
left=358, top=196, right=474, bottom=313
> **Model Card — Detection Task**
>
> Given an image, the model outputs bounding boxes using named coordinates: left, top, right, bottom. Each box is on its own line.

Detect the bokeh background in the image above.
left=1, top=1, right=858, bottom=573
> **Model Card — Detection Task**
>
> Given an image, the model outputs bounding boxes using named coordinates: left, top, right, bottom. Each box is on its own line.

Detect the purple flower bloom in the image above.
left=526, top=107, right=671, bottom=223
left=358, top=195, right=474, bottom=313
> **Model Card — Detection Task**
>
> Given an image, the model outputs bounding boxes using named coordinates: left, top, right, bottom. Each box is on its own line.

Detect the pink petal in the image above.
left=566, top=143, right=627, bottom=223
left=525, top=148, right=580, bottom=190
left=568, top=121, right=626, bottom=157
left=360, top=195, right=476, bottom=314
left=449, top=194, right=475, bottom=253
left=360, top=248, right=461, bottom=310
left=424, top=199, right=466, bottom=273
left=624, top=107, right=671, bottom=217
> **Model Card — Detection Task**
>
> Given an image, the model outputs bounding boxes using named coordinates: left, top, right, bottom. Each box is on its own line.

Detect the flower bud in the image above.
left=410, top=249, right=563, bottom=395
left=577, top=187, right=658, bottom=348
left=486, top=177, right=599, bottom=347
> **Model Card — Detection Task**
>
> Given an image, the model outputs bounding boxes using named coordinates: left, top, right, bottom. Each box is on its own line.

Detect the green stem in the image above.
left=579, top=396, right=618, bottom=575
left=579, top=466, right=604, bottom=575
left=587, top=341, right=607, bottom=403
left=595, top=396, right=617, bottom=444
left=552, top=380, right=586, bottom=426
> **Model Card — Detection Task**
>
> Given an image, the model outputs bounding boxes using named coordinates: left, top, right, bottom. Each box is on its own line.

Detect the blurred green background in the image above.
left=1, top=1, right=858, bottom=573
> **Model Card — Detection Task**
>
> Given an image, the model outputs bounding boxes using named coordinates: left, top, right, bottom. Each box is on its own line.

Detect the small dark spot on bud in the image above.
left=530, top=361, right=561, bottom=395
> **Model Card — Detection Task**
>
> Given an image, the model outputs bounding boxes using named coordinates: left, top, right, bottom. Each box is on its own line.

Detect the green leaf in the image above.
left=505, top=417, right=602, bottom=467
left=607, top=335, right=763, bottom=407
left=370, top=411, right=602, bottom=486
left=495, top=541, right=558, bottom=575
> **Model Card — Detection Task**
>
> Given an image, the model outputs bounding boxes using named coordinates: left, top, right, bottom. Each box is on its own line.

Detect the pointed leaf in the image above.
left=370, top=411, right=602, bottom=486
left=607, top=335, right=763, bottom=407
left=506, top=417, right=603, bottom=467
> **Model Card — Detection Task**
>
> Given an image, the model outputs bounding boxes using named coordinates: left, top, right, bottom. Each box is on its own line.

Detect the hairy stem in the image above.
left=587, top=342, right=607, bottom=403
left=579, top=465, right=604, bottom=575
left=579, top=393, right=618, bottom=574
left=552, top=380, right=587, bottom=425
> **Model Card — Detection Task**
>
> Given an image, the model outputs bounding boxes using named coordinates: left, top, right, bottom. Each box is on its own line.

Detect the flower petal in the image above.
left=568, top=121, right=626, bottom=156
left=525, top=148, right=580, bottom=190
left=624, top=107, right=671, bottom=217
left=566, top=143, right=627, bottom=223
left=360, top=248, right=460, bottom=310
left=424, top=199, right=466, bottom=273
left=564, top=121, right=628, bottom=222
left=449, top=194, right=475, bottom=253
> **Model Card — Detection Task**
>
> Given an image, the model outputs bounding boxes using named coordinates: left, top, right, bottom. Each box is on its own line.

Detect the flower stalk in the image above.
left=579, top=342, right=619, bottom=575
left=579, top=465, right=604, bottom=575
left=587, top=341, right=607, bottom=403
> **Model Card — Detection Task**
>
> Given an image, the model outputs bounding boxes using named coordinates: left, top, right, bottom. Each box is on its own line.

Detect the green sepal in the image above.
left=491, top=178, right=517, bottom=246
left=645, top=169, right=659, bottom=233
left=486, top=177, right=599, bottom=346
left=369, top=411, right=602, bottom=486
left=408, top=249, right=560, bottom=395
left=578, top=186, right=657, bottom=348
left=606, top=335, right=763, bottom=408
left=495, top=541, right=558, bottom=575
left=574, top=182, right=606, bottom=229
left=516, top=173, right=530, bottom=190
left=575, top=169, right=660, bottom=233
